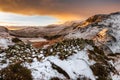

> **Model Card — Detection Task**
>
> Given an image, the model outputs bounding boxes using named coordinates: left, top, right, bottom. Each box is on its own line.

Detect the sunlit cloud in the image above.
left=0, top=0, right=120, bottom=26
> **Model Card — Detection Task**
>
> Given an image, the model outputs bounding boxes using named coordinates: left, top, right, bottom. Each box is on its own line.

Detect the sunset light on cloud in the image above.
left=0, top=0, right=120, bottom=26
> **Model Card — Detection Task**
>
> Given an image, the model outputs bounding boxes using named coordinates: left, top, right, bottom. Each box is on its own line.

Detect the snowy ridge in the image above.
left=65, top=12, right=120, bottom=53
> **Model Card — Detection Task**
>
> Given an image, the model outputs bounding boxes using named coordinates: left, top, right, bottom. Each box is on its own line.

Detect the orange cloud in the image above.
left=0, top=0, right=120, bottom=21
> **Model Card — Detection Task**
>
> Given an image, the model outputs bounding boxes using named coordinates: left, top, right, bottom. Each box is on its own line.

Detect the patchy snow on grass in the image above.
left=0, top=53, right=9, bottom=70
left=65, top=27, right=100, bottom=39
left=23, top=49, right=96, bottom=80
left=23, top=59, right=65, bottom=80
left=0, top=38, right=13, bottom=49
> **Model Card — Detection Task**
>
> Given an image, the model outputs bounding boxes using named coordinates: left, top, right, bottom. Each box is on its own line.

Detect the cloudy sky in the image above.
left=0, top=0, right=120, bottom=26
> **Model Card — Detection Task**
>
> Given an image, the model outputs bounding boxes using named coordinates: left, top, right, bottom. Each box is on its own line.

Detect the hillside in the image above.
left=0, top=12, right=120, bottom=80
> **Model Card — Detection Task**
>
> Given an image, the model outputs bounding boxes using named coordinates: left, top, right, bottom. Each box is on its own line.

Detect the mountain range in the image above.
left=0, top=12, right=120, bottom=80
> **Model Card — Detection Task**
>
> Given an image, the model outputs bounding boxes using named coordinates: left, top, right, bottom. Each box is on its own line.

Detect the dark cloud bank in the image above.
left=0, top=0, right=120, bottom=20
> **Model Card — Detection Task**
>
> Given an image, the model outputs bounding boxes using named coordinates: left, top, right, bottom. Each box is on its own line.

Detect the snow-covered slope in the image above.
left=0, top=38, right=13, bottom=49
left=0, top=38, right=120, bottom=80
left=65, top=12, right=120, bottom=53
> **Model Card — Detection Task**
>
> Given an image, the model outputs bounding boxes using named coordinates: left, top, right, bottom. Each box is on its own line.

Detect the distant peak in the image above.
left=86, top=14, right=108, bottom=23
left=110, top=12, right=120, bottom=16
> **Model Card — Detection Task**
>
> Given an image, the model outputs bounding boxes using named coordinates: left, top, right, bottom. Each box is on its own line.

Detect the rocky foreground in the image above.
left=0, top=12, right=120, bottom=80
left=0, top=38, right=119, bottom=80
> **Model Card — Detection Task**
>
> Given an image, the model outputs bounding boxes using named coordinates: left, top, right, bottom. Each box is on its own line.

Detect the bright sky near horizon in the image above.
left=0, top=0, right=120, bottom=26
left=0, top=12, right=60, bottom=26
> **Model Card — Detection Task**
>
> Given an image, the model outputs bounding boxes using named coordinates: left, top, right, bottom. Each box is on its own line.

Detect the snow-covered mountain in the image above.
left=0, top=12, right=120, bottom=80
left=62, top=12, right=120, bottom=55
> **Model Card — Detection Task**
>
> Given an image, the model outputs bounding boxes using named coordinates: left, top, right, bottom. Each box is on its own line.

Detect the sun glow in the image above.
left=6, top=26, right=23, bottom=30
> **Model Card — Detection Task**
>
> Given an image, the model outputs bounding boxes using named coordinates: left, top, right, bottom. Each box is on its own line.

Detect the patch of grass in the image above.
left=0, top=63, right=32, bottom=80
left=90, top=63, right=111, bottom=80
